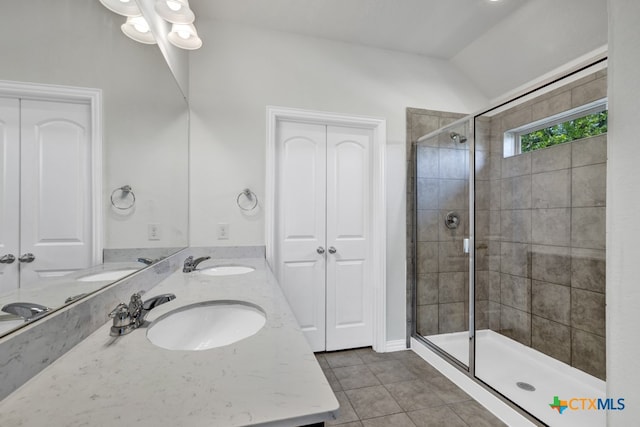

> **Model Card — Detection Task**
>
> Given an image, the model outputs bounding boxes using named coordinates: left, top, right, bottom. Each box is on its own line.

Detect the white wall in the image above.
left=607, top=0, right=640, bottom=423
left=189, top=20, right=488, bottom=343
left=451, top=0, right=608, bottom=100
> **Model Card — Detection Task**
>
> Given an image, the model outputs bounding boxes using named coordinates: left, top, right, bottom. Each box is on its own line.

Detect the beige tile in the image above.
left=475, top=151, right=491, bottom=180
left=531, top=142, right=571, bottom=173
left=502, top=106, right=533, bottom=131
left=438, top=272, right=466, bottom=303
left=500, top=210, right=532, bottom=243
left=500, top=274, right=531, bottom=312
left=571, top=288, right=606, bottom=336
left=367, top=360, right=417, bottom=384
left=532, top=280, right=570, bottom=325
left=333, top=365, right=381, bottom=390
left=327, top=391, right=360, bottom=425
left=572, top=329, right=606, bottom=380
left=531, top=169, right=571, bottom=208
left=417, top=274, right=439, bottom=305
left=501, top=175, right=531, bottom=209
left=449, top=400, right=508, bottom=427
left=532, top=316, right=571, bottom=364
left=531, top=91, right=572, bottom=122
left=354, top=348, right=399, bottom=364
left=571, top=248, right=606, bottom=293
left=500, top=242, right=531, bottom=278
left=416, top=146, right=439, bottom=179
left=502, top=152, right=532, bottom=178
left=325, top=350, right=365, bottom=368
left=417, top=210, right=440, bottom=242
left=416, top=242, right=438, bottom=274
left=315, top=353, right=329, bottom=369
left=439, top=179, right=468, bottom=210
left=571, top=207, right=606, bottom=249
left=411, top=114, right=440, bottom=144
left=572, top=134, right=607, bottom=167
left=438, top=241, right=467, bottom=273
left=407, top=406, right=468, bottom=427
left=416, top=179, right=439, bottom=210
left=361, top=413, right=417, bottom=427
left=385, top=380, right=445, bottom=412
left=439, top=149, right=468, bottom=179
left=571, top=76, right=607, bottom=107
left=344, top=385, right=403, bottom=420
left=572, top=164, right=606, bottom=207
left=531, top=245, right=571, bottom=286
left=323, top=367, right=343, bottom=392
left=532, top=208, right=571, bottom=247
left=500, top=305, right=531, bottom=346
left=416, top=304, right=438, bottom=336
left=438, top=303, right=467, bottom=334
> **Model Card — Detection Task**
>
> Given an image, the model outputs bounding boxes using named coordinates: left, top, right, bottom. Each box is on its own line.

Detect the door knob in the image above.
left=0, top=254, right=15, bottom=264
left=328, top=246, right=337, bottom=254
left=18, top=253, right=35, bottom=263
left=316, top=247, right=325, bottom=254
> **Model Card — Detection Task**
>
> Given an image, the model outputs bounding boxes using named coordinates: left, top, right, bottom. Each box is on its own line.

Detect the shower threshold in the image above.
left=424, top=330, right=606, bottom=427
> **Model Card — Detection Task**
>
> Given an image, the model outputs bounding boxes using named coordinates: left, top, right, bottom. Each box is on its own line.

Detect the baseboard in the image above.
left=384, top=339, right=408, bottom=353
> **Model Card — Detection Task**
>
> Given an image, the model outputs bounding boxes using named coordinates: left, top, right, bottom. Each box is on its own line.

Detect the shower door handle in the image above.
left=463, top=238, right=470, bottom=254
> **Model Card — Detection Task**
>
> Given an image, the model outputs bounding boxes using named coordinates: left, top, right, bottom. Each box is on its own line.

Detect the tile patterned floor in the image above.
left=315, top=348, right=507, bottom=427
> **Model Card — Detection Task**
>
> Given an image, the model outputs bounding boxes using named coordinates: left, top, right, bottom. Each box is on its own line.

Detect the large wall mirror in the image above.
left=0, top=0, right=189, bottom=337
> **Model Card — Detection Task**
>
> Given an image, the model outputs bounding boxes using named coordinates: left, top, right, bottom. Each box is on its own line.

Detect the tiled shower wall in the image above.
left=408, top=70, right=607, bottom=381
left=476, top=70, right=607, bottom=380
left=406, top=108, right=467, bottom=337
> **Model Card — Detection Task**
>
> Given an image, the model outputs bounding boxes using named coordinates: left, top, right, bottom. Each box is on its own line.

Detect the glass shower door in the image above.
left=414, top=119, right=472, bottom=368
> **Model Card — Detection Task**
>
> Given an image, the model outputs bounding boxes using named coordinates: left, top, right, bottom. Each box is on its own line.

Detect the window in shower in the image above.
left=503, top=99, right=607, bottom=157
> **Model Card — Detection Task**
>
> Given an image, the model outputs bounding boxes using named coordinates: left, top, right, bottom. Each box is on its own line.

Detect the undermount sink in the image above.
left=199, top=265, right=255, bottom=276
left=146, top=300, right=266, bottom=351
left=77, top=269, right=138, bottom=282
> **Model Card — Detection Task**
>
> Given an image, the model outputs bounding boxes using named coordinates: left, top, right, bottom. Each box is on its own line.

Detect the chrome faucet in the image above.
left=108, top=292, right=176, bottom=336
left=182, top=255, right=211, bottom=273
left=2, top=302, right=51, bottom=321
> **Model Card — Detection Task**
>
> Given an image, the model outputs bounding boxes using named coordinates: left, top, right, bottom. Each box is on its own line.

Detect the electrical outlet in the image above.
left=148, top=223, right=161, bottom=240
left=217, top=223, right=229, bottom=240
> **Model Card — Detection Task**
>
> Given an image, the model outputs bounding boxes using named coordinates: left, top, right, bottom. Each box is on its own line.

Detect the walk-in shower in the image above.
left=408, top=64, right=607, bottom=426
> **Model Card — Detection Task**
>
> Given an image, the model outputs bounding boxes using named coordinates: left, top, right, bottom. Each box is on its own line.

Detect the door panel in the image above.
left=20, top=100, right=92, bottom=286
left=325, top=126, right=372, bottom=351
left=0, top=97, right=20, bottom=295
left=275, top=120, right=327, bottom=351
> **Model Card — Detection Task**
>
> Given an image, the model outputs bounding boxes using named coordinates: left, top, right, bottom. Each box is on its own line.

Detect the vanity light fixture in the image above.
left=98, top=0, right=142, bottom=16
left=155, top=0, right=195, bottom=24
left=168, top=23, right=202, bottom=50
left=121, top=16, right=157, bottom=44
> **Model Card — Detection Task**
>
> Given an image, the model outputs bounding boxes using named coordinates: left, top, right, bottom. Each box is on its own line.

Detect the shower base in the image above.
left=423, top=329, right=606, bottom=427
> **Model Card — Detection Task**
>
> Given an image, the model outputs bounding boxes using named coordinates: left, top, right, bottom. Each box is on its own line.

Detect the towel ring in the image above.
left=236, top=188, right=258, bottom=211
left=110, top=185, right=136, bottom=210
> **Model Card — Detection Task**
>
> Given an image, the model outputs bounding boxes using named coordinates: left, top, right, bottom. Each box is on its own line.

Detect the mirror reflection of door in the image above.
left=0, top=96, right=94, bottom=295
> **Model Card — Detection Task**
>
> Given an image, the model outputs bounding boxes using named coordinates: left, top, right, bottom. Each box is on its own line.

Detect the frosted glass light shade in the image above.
left=168, top=24, right=202, bottom=50
left=99, top=0, right=141, bottom=17
left=155, top=0, right=195, bottom=24
left=121, top=16, right=157, bottom=45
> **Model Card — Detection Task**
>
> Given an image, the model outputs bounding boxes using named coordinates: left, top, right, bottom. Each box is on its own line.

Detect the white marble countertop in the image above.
left=0, top=258, right=339, bottom=426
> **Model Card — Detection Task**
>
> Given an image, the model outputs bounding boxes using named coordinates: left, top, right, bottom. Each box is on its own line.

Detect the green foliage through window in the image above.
left=520, top=110, right=608, bottom=153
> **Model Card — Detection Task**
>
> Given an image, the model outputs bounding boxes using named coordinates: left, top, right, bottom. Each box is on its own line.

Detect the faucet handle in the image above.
left=109, top=303, right=130, bottom=326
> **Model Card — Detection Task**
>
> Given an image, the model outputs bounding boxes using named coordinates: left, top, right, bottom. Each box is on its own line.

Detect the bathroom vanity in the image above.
left=0, top=258, right=338, bottom=426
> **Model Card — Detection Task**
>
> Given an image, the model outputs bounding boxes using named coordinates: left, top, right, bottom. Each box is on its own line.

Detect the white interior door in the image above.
left=0, top=97, right=20, bottom=295
left=275, top=120, right=327, bottom=351
left=19, top=99, right=93, bottom=286
left=325, top=126, right=373, bottom=351
left=274, top=120, right=373, bottom=352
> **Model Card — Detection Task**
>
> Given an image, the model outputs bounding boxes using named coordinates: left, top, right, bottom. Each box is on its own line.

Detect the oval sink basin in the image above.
left=199, top=265, right=255, bottom=276
left=77, top=269, right=138, bottom=282
left=147, top=300, right=266, bottom=351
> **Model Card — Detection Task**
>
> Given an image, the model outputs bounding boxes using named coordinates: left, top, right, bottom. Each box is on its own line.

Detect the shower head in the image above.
left=449, top=132, right=468, bottom=144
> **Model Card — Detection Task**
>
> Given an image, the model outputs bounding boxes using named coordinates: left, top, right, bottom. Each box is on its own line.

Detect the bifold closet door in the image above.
left=325, top=125, right=373, bottom=351
left=275, top=120, right=328, bottom=351
left=20, top=99, right=93, bottom=286
left=274, top=120, right=373, bottom=352
left=0, top=97, right=20, bottom=295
